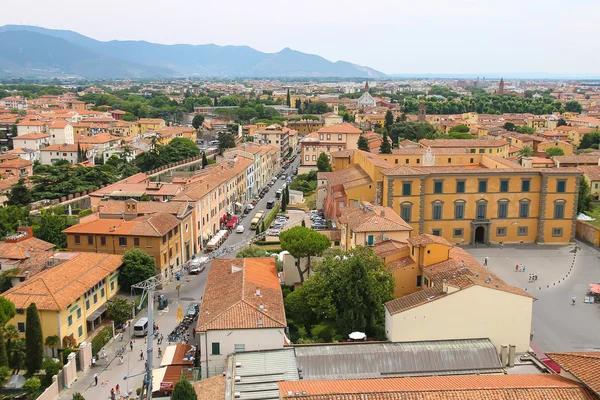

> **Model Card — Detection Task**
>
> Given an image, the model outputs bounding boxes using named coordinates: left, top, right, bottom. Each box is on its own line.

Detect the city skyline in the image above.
left=1, top=0, right=599, bottom=77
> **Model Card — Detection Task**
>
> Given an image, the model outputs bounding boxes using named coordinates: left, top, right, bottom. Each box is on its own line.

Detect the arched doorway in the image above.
left=475, top=226, right=485, bottom=243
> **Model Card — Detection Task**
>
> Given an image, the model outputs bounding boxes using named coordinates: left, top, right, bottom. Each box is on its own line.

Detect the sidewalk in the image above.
left=465, top=243, right=578, bottom=293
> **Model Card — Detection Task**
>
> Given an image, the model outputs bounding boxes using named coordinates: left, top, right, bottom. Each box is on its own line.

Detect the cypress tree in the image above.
left=281, top=191, right=287, bottom=212
left=380, top=132, right=392, bottom=154
left=202, top=152, right=208, bottom=168
left=171, top=374, right=197, bottom=400
left=0, top=334, right=7, bottom=367
left=286, top=89, right=291, bottom=107
left=25, top=303, right=43, bottom=374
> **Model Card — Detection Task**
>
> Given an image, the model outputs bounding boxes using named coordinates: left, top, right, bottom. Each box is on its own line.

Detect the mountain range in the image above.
left=0, top=25, right=386, bottom=79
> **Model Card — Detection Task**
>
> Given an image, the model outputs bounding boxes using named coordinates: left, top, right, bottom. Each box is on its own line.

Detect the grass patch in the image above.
left=295, top=191, right=316, bottom=211
left=584, top=205, right=600, bottom=228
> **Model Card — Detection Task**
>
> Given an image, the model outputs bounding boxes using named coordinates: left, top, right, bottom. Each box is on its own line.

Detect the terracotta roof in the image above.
left=48, top=119, right=70, bottom=129
left=381, top=165, right=426, bottom=176
left=63, top=212, right=180, bottom=237
left=554, top=155, right=600, bottom=164
left=330, top=149, right=355, bottom=158
left=196, top=258, right=286, bottom=332
left=0, top=158, right=33, bottom=168
left=13, top=133, right=50, bottom=140
left=372, top=240, right=409, bottom=258
left=0, top=237, right=55, bottom=260
left=392, top=147, right=468, bottom=155
left=546, top=352, right=600, bottom=395
left=3, top=253, right=123, bottom=311
left=419, top=139, right=509, bottom=148
left=0, top=176, right=20, bottom=191
left=98, top=200, right=191, bottom=217
left=193, top=375, right=225, bottom=400
left=317, top=123, right=362, bottom=134
left=40, top=144, right=86, bottom=152
left=407, top=234, right=452, bottom=247
left=278, top=374, right=594, bottom=399
left=338, top=203, right=412, bottom=233
left=77, top=133, right=121, bottom=144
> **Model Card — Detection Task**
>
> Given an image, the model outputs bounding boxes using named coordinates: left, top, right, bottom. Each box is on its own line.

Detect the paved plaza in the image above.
left=466, top=240, right=600, bottom=353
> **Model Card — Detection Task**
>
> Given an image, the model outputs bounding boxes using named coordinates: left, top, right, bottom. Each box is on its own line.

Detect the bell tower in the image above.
left=418, top=101, right=426, bottom=122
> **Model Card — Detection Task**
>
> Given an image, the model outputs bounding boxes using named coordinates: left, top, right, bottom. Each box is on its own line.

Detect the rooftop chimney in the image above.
left=255, top=289, right=261, bottom=296
left=380, top=210, right=385, bottom=217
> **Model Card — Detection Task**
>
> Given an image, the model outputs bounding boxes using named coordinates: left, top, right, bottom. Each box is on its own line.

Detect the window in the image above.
left=87, top=235, right=93, bottom=245
left=401, top=203, right=412, bottom=222
left=74, top=235, right=81, bottom=244
left=118, top=237, right=127, bottom=246
left=163, top=253, right=167, bottom=264
left=478, top=149, right=484, bottom=153
left=327, top=134, right=331, bottom=140
left=339, top=201, right=344, bottom=208
left=554, top=201, right=565, bottom=219
left=111, top=281, right=115, bottom=291
left=93, top=294, right=98, bottom=304
left=234, top=344, right=245, bottom=352
left=78, top=326, right=83, bottom=337
left=456, top=181, right=465, bottom=193
left=557, top=180, right=566, bottom=193
left=498, top=201, right=508, bottom=218
left=101, top=288, right=105, bottom=298
left=552, top=228, right=563, bottom=237
left=305, top=155, right=309, bottom=161
left=86, top=299, right=90, bottom=310
left=432, top=201, right=443, bottom=220
left=496, top=227, right=507, bottom=236
left=478, top=180, right=487, bottom=193
left=402, top=182, right=411, bottom=196
left=519, top=200, right=530, bottom=218
left=211, top=342, right=221, bottom=355
left=77, top=308, right=81, bottom=319
left=17, top=322, right=25, bottom=333
left=434, top=181, right=443, bottom=194
left=518, top=226, right=528, bottom=236
left=100, top=236, right=106, bottom=246
left=338, top=134, right=342, bottom=140
left=416, top=275, right=422, bottom=287
left=334, top=241, right=340, bottom=246
left=521, top=179, right=531, bottom=192
left=367, top=235, right=374, bottom=246
left=470, top=149, right=476, bottom=153
left=168, top=230, right=173, bottom=239
left=68, top=315, right=73, bottom=326
left=312, top=155, right=316, bottom=161
left=431, top=229, right=441, bottom=236
left=174, top=226, right=179, bottom=234
left=16, top=309, right=24, bottom=315
left=476, top=201, right=487, bottom=220
left=424, top=277, right=429, bottom=287
left=500, top=179, right=509, bottom=193
left=134, top=237, right=140, bottom=247
left=169, top=247, right=173, bottom=258
left=453, top=228, right=463, bottom=238
left=319, top=134, right=323, bottom=140
left=454, top=201, right=465, bottom=220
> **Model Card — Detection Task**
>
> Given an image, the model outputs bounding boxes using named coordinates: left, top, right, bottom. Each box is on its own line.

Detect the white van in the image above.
left=134, top=317, right=149, bottom=337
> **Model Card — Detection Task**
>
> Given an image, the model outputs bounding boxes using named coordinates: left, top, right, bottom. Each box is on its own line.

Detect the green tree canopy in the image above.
left=44, top=335, right=60, bottom=358
left=0, top=366, right=10, bottom=388
left=503, top=122, right=516, bottom=131
left=516, top=125, right=535, bottom=134
left=72, top=392, right=85, bottom=400
left=0, top=297, right=15, bottom=327
left=557, top=118, right=567, bottom=127
left=579, top=131, right=600, bottom=149
left=236, top=246, right=269, bottom=258
left=33, top=208, right=74, bottom=249
left=579, top=178, right=594, bottom=213
left=518, top=146, right=535, bottom=159
left=0, top=336, right=8, bottom=368
left=280, top=227, right=330, bottom=283
left=545, top=147, right=564, bottom=158
left=23, top=377, right=41, bottom=395
left=107, top=298, right=133, bottom=328
left=357, top=136, right=370, bottom=152
left=316, top=153, right=331, bottom=172
left=121, top=112, right=137, bottom=122
left=25, top=303, right=43, bottom=374
left=565, top=101, right=582, bottom=113
left=447, top=132, right=473, bottom=139
left=379, top=132, right=392, bottom=154
left=285, top=246, right=394, bottom=341
left=217, top=132, right=236, bottom=153
left=171, top=374, right=198, bottom=400
left=192, top=114, right=205, bottom=130
left=6, top=179, right=31, bottom=206
left=384, top=110, right=394, bottom=132
left=119, top=249, right=157, bottom=290
left=449, top=124, right=470, bottom=133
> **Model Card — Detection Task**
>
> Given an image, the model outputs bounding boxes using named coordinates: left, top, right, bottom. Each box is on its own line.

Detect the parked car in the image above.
left=187, top=303, right=200, bottom=318
left=271, top=221, right=285, bottom=229
left=266, top=229, right=281, bottom=236
left=267, top=200, right=275, bottom=209
left=276, top=213, right=289, bottom=219
left=312, top=224, right=326, bottom=230
left=236, top=225, right=245, bottom=233
left=280, top=174, right=287, bottom=180
left=245, top=204, right=255, bottom=213
left=188, top=256, right=209, bottom=274
left=275, top=190, right=282, bottom=199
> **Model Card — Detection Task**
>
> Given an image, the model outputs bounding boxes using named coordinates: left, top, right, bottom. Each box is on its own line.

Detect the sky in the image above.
left=2, top=0, right=599, bottom=77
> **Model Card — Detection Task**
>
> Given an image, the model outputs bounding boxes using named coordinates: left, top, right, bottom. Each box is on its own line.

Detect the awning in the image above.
left=202, top=232, right=210, bottom=241
left=86, top=304, right=108, bottom=322
left=589, top=283, right=600, bottom=294
left=235, top=202, right=243, bottom=208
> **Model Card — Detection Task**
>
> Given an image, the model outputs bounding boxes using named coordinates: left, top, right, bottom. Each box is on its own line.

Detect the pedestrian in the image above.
left=116, top=384, right=120, bottom=394
left=530, top=329, right=534, bottom=341
left=93, top=373, right=98, bottom=386
left=158, top=348, right=163, bottom=358
left=119, top=355, right=124, bottom=365
left=528, top=274, right=532, bottom=283
left=484, top=257, right=488, bottom=266
left=140, top=350, right=144, bottom=361
left=130, top=340, right=133, bottom=351
left=522, top=264, right=526, bottom=272
left=110, top=388, right=115, bottom=398
left=102, top=348, right=107, bottom=360
left=572, top=296, right=576, bottom=305
left=120, top=332, right=124, bottom=341
left=515, top=264, right=519, bottom=272
left=535, top=273, right=538, bottom=281
left=500, top=242, right=504, bottom=249
left=91, top=357, right=96, bottom=368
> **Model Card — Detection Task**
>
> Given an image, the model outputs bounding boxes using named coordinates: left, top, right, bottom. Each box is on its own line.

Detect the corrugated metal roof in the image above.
left=226, top=348, right=299, bottom=400
left=293, top=339, right=503, bottom=381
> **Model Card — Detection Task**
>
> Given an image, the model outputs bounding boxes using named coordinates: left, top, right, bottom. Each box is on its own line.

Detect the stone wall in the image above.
left=36, top=376, right=59, bottom=400
left=575, top=220, right=600, bottom=246
left=63, top=352, right=78, bottom=389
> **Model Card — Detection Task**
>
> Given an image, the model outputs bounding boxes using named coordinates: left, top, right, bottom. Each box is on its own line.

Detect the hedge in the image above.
left=254, top=240, right=281, bottom=246
left=263, top=204, right=280, bottom=229
left=91, top=325, right=113, bottom=356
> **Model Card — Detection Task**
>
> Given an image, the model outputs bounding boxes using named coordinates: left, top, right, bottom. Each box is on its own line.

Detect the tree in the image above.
left=33, top=209, right=74, bottom=249
left=286, top=89, right=291, bottom=108
left=516, top=126, right=535, bottom=134
left=384, top=110, right=394, bottom=132
left=121, top=112, right=136, bottom=122
left=280, top=227, right=330, bottom=283
left=76, top=142, right=84, bottom=163
left=357, top=135, right=370, bottom=152
left=119, top=249, right=157, bottom=290
left=192, top=114, right=205, bottom=130
left=301, top=219, right=306, bottom=227
left=217, top=132, right=236, bottom=154
left=578, top=178, right=594, bottom=214
left=545, top=147, right=564, bottom=158
left=281, top=189, right=287, bottom=212
left=503, top=122, right=516, bottom=131
left=72, top=393, right=85, bottom=400
left=0, top=297, right=15, bottom=327
left=449, top=124, right=470, bottom=133
left=42, top=357, right=61, bottom=386
left=579, top=131, right=600, bottom=149
left=171, top=374, right=197, bottom=400
left=107, top=298, right=133, bottom=329
left=557, top=118, right=567, bottom=127
left=7, top=179, right=32, bottom=206
left=23, top=377, right=41, bottom=396
left=0, top=366, right=10, bottom=388
left=379, top=132, right=392, bottom=154
left=565, top=101, right=582, bottom=113
left=285, top=247, right=394, bottom=341
left=9, top=338, right=25, bottom=372
left=201, top=152, right=208, bottom=168
left=316, top=153, right=331, bottom=172
left=518, top=146, right=535, bottom=160
left=25, top=303, right=43, bottom=374
left=0, top=335, right=7, bottom=367
left=447, top=132, right=473, bottom=139
left=236, top=247, right=268, bottom=258
left=44, top=335, right=60, bottom=358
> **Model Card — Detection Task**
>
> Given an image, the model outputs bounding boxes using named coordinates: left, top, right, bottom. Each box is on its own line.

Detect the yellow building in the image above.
left=418, top=138, right=510, bottom=158
left=64, top=212, right=190, bottom=278
left=324, top=148, right=580, bottom=245
left=286, top=120, right=323, bottom=135
left=138, top=118, right=166, bottom=134
left=384, top=234, right=534, bottom=353
left=112, top=120, right=140, bottom=137
left=3, top=253, right=123, bottom=346
left=301, top=123, right=362, bottom=169
left=578, top=166, right=600, bottom=200
left=355, top=113, right=386, bottom=129
left=537, top=140, right=575, bottom=156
